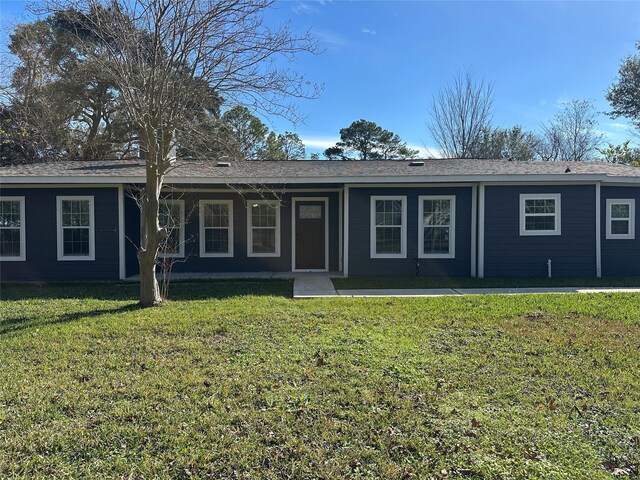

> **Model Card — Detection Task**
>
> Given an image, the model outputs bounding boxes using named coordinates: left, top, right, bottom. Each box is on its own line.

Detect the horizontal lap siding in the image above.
left=348, top=186, right=472, bottom=276
left=125, top=190, right=340, bottom=275
left=601, top=186, right=640, bottom=276
left=0, top=187, right=120, bottom=281
left=484, top=185, right=595, bottom=278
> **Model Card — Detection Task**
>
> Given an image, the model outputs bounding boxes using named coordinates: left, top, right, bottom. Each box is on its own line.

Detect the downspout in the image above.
left=595, top=181, right=602, bottom=278
left=471, top=184, right=478, bottom=277
left=118, top=184, right=126, bottom=280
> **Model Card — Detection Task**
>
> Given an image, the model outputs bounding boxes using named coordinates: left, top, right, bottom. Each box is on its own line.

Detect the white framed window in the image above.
left=419, top=195, right=455, bottom=258
left=159, top=199, right=185, bottom=258
left=370, top=196, right=406, bottom=258
left=199, top=200, right=233, bottom=257
left=57, top=196, right=95, bottom=261
left=519, top=194, right=561, bottom=236
left=0, top=196, right=26, bottom=261
left=247, top=200, right=280, bottom=257
left=606, top=199, right=635, bottom=240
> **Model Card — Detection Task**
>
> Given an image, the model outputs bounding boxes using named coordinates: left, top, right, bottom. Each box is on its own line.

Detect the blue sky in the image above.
left=3, top=0, right=640, bottom=157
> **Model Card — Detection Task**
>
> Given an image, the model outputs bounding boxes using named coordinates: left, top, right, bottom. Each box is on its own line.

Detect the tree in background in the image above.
left=277, top=132, right=306, bottom=160
left=3, top=9, right=135, bottom=163
left=597, top=141, right=640, bottom=166
left=256, top=131, right=305, bottom=160
left=221, top=105, right=268, bottom=160
left=470, top=125, right=539, bottom=161
left=607, top=43, right=640, bottom=130
left=537, top=100, right=602, bottom=162
left=428, top=70, right=493, bottom=158
left=323, top=119, right=417, bottom=160
left=38, top=0, right=318, bottom=306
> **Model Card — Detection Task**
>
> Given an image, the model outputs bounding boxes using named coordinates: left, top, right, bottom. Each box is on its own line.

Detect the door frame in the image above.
left=291, top=197, right=329, bottom=272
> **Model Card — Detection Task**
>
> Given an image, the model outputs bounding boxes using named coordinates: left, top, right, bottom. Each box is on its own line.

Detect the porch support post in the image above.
left=118, top=184, right=126, bottom=280
left=470, top=184, right=477, bottom=277
left=478, top=183, right=485, bottom=279
left=595, top=181, right=602, bottom=277
left=343, top=185, right=350, bottom=277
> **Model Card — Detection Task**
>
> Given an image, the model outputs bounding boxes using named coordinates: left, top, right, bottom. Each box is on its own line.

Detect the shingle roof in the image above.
left=2, top=158, right=639, bottom=184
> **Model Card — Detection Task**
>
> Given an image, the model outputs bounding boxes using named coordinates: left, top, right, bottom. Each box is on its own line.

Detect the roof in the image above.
left=1, top=158, right=639, bottom=185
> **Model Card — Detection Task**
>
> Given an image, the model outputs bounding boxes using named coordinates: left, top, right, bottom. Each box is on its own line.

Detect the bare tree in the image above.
left=41, top=0, right=319, bottom=306
left=537, top=99, right=602, bottom=162
left=428, top=70, right=494, bottom=158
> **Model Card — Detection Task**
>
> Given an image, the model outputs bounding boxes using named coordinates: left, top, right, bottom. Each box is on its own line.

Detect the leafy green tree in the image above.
left=607, top=43, right=640, bottom=129
left=258, top=132, right=285, bottom=160
left=323, top=119, right=417, bottom=160
left=5, top=9, right=134, bottom=162
left=597, top=141, right=640, bottom=166
left=221, top=106, right=268, bottom=160
left=278, top=132, right=306, bottom=160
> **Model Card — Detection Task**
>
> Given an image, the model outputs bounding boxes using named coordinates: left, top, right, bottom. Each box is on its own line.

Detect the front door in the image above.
left=294, top=200, right=326, bottom=270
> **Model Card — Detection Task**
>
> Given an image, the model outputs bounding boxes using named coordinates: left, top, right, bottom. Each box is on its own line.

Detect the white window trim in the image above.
left=370, top=195, right=407, bottom=259
left=0, top=196, right=26, bottom=261
left=519, top=193, right=561, bottom=236
left=159, top=199, right=185, bottom=258
left=247, top=200, right=281, bottom=257
left=418, top=195, right=456, bottom=259
left=199, top=200, right=234, bottom=257
left=606, top=198, right=635, bottom=240
left=56, top=196, right=95, bottom=261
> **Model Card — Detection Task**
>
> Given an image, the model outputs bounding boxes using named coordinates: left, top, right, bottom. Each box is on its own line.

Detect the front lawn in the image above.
left=333, top=275, right=640, bottom=290
left=1, top=282, right=639, bottom=478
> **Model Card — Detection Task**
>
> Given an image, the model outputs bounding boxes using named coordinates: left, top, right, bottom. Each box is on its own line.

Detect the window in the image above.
left=57, top=196, right=95, bottom=261
left=419, top=195, right=455, bottom=258
left=606, top=199, right=635, bottom=240
left=200, top=200, right=233, bottom=257
left=519, top=194, right=561, bottom=236
left=248, top=201, right=280, bottom=257
left=159, top=199, right=185, bottom=258
left=370, top=196, right=406, bottom=258
left=0, top=197, right=25, bottom=261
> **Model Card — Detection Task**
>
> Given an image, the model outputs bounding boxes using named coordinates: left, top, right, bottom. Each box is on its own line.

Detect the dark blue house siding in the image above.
left=483, top=184, right=596, bottom=278
left=0, top=187, right=120, bottom=282
left=125, top=189, right=340, bottom=276
left=601, top=186, right=640, bottom=276
left=347, top=186, right=473, bottom=276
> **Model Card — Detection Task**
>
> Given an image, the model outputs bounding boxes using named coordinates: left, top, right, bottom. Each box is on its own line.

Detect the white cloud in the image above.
left=608, top=122, right=629, bottom=130
left=302, top=137, right=339, bottom=150
left=292, top=2, right=318, bottom=14
left=361, top=27, right=377, bottom=36
left=312, top=29, right=350, bottom=47
left=409, top=144, right=444, bottom=159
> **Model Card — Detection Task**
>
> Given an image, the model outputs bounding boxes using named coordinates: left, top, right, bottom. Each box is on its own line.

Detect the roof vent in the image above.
left=216, top=161, right=231, bottom=167
left=409, top=160, right=425, bottom=166
left=564, top=167, right=572, bottom=173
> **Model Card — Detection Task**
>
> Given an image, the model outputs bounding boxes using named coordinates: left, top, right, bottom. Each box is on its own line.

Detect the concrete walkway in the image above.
left=335, top=286, right=640, bottom=298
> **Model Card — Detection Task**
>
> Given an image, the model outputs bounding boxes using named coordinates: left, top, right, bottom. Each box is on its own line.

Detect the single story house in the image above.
left=1, top=158, right=639, bottom=282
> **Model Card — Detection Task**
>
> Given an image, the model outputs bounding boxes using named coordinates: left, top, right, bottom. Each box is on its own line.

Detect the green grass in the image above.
left=333, top=275, right=640, bottom=290
left=1, top=282, right=639, bottom=479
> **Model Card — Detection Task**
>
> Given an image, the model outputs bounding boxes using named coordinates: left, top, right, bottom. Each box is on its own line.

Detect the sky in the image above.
left=2, top=0, right=640, bottom=157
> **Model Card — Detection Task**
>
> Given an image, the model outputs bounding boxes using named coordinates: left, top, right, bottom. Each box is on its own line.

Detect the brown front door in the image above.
left=295, top=200, right=326, bottom=270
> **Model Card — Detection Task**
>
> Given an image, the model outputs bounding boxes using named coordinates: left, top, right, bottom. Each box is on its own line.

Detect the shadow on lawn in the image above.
left=0, top=303, right=142, bottom=336
left=0, top=280, right=293, bottom=302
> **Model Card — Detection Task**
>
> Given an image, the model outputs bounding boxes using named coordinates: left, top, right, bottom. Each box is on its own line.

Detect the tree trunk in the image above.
left=138, top=155, right=163, bottom=307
